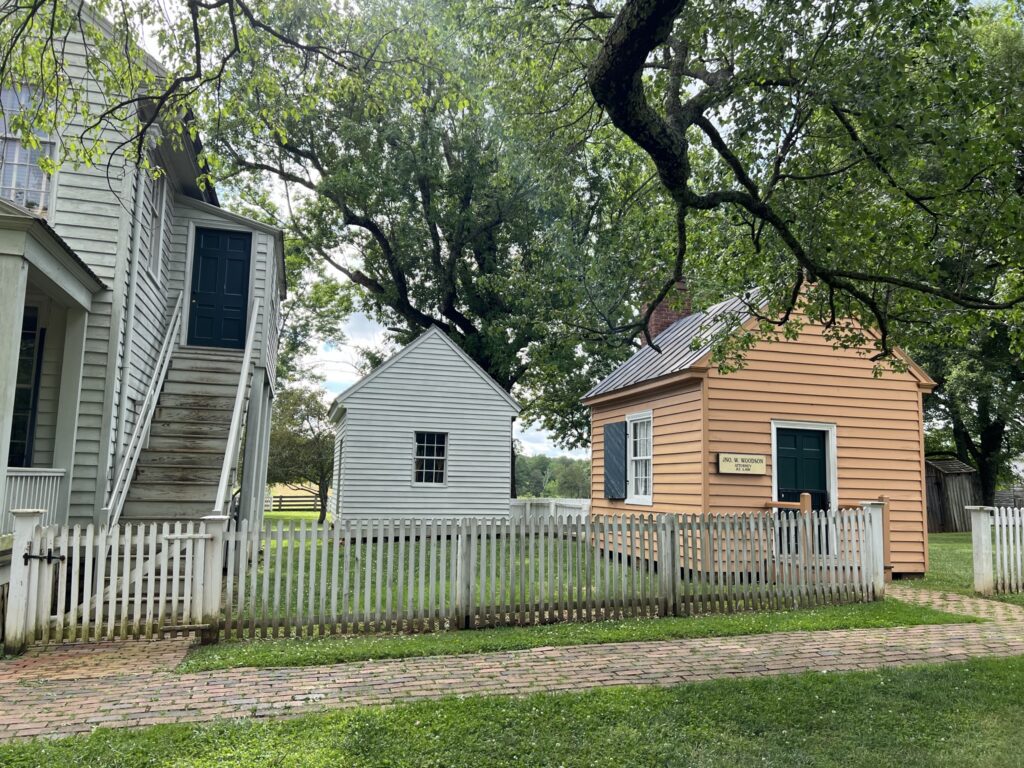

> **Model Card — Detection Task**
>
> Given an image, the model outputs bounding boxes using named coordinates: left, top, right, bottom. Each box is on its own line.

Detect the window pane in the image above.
left=0, top=137, right=52, bottom=214
left=414, top=432, right=447, bottom=483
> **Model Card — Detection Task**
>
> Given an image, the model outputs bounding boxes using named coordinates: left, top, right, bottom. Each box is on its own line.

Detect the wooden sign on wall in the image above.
left=718, top=453, right=767, bottom=475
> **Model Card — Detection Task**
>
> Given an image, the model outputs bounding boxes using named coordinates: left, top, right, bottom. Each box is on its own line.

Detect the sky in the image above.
left=309, top=311, right=588, bottom=460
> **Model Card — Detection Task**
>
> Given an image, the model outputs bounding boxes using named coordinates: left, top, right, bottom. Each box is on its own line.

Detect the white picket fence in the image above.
left=3, top=504, right=885, bottom=652
left=220, top=505, right=882, bottom=641
left=971, top=506, right=1024, bottom=594
left=509, top=498, right=589, bottom=522
left=3, top=512, right=225, bottom=653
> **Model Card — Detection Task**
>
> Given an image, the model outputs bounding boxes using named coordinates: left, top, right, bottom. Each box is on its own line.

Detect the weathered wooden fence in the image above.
left=4, top=504, right=885, bottom=652
left=220, top=505, right=882, bottom=641
left=3, top=510, right=225, bottom=653
left=971, top=506, right=1024, bottom=594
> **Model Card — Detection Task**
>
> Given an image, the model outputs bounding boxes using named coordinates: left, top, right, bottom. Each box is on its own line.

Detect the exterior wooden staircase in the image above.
left=120, top=347, right=247, bottom=522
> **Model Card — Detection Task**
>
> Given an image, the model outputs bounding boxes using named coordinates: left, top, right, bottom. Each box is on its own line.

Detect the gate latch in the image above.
left=23, top=548, right=65, bottom=565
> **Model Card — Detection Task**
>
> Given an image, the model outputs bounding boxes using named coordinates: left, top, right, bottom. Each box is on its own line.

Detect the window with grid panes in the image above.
left=626, top=412, right=652, bottom=504
left=0, top=88, right=53, bottom=214
left=413, top=431, right=447, bottom=484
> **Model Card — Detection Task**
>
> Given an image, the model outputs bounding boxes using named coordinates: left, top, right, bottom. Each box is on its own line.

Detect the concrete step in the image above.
left=134, top=465, right=222, bottom=484
left=146, top=435, right=229, bottom=452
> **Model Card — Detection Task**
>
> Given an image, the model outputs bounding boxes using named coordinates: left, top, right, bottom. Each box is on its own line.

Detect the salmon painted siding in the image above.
left=590, top=379, right=704, bottom=516
left=705, top=325, right=928, bottom=575
left=587, top=321, right=930, bottom=577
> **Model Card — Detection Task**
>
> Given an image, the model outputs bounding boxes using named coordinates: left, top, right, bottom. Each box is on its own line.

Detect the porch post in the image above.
left=52, top=306, right=88, bottom=523
left=0, top=256, right=29, bottom=514
left=254, top=384, right=273, bottom=524
left=239, top=367, right=266, bottom=524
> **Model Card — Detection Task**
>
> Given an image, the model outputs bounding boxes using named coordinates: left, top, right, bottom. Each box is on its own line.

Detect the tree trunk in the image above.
left=976, top=421, right=1006, bottom=507
left=510, top=433, right=517, bottom=499
left=318, top=481, right=329, bottom=524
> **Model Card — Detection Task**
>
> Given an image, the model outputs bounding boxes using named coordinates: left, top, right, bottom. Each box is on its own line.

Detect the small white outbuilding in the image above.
left=328, top=326, right=522, bottom=519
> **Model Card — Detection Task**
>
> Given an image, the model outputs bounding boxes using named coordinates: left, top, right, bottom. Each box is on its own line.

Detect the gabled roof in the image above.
left=330, top=326, right=522, bottom=419
left=583, top=292, right=935, bottom=402
left=583, top=295, right=753, bottom=400
left=926, top=458, right=977, bottom=475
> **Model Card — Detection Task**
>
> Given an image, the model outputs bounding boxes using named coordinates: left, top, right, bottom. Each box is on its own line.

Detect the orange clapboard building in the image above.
left=582, top=295, right=935, bottom=576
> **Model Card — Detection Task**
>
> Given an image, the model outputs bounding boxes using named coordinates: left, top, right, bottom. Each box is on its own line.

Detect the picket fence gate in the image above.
left=971, top=506, right=1024, bottom=594
left=4, top=504, right=886, bottom=652
left=3, top=511, right=224, bottom=653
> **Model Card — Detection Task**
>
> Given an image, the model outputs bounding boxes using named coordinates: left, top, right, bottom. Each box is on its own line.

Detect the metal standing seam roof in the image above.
left=583, top=294, right=755, bottom=400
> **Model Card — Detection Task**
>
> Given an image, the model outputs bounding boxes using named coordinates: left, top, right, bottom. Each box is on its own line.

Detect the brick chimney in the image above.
left=641, top=281, right=691, bottom=345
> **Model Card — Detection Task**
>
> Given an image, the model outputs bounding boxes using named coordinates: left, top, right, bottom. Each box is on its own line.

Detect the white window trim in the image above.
left=625, top=410, right=653, bottom=506
left=146, top=174, right=167, bottom=282
left=411, top=430, right=449, bottom=488
left=770, top=420, right=839, bottom=511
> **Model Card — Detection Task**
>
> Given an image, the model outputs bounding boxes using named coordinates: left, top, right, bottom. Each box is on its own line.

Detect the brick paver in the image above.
left=1, top=586, right=1022, bottom=741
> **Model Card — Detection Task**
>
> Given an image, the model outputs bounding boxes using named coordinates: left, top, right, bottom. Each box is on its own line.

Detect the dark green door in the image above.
left=776, top=428, right=829, bottom=511
left=187, top=228, right=252, bottom=349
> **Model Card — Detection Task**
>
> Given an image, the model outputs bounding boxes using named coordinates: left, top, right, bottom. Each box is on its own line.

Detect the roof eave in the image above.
left=582, top=369, right=707, bottom=408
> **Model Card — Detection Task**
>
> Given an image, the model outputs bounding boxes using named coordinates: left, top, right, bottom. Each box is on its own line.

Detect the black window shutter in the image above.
left=604, top=421, right=627, bottom=500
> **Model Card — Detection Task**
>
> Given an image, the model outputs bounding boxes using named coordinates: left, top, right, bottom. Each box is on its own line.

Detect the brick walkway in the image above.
left=1, top=586, right=1022, bottom=741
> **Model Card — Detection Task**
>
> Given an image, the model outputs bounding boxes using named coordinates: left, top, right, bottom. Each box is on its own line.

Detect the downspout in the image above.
left=114, top=160, right=146, bottom=467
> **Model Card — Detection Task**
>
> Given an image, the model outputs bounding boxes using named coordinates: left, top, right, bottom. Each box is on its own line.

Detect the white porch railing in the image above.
left=214, top=298, right=261, bottom=516
left=103, top=292, right=183, bottom=529
left=2, top=468, right=65, bottom=534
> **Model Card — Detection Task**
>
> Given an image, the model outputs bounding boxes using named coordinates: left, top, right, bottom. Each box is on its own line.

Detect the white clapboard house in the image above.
left=329, top=327, right=521, bottom=519
left=0, top=55, right=284, bottom=534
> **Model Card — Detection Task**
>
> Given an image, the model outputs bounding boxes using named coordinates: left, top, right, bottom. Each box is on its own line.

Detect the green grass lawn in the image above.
left=6, top=656, right=1024, bottom=767
left=180, top=597, right=972, bottom=672
left=902, top=532, right=1024, bottom=606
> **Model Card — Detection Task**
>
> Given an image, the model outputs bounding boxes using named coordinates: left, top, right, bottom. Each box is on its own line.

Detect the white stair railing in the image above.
left=103, top=292, right=183, bottom=528
left=214, top=298, right=261, bottom=516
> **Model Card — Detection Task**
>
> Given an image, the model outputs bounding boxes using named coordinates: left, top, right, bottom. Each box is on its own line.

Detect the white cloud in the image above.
left=306, top=312, right=588, bottom=460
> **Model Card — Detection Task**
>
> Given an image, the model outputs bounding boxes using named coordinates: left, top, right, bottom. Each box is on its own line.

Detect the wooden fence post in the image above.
left=455, top=519, right=472, bottom=629
left=877, top=495, right=892, bottom=582
left=4, top=509, right=43, bottom=655
left=656, top=515, right=679, bottom=616
left=199, top=515, right=229, bottom=644
left=969, top=506, right=995, bottom=595
left=860, top=501, right=885, bottom=599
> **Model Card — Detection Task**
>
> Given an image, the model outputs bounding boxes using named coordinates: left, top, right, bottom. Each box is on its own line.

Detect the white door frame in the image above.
left=770, top=419, right=839, bottom=510
left=180, top=221, right=258, bottom=348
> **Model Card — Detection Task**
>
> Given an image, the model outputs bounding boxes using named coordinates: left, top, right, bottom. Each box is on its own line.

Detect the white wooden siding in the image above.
left=14, top=35, right=282, bottom=524
left=45, top=38, right=133, bottom=522
left=337, top=332, right=517, bottom=517
left=166, top=197, right=281, bottom=378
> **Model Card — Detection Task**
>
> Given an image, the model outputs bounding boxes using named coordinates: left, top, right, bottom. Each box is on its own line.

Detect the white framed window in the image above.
left=413, top=431, right=447, bottom=485
left=626, top=410, right=653, bottom=505
left=1, top=87, right=53, bottom=215
left=145, top=172, right=167, bottom=281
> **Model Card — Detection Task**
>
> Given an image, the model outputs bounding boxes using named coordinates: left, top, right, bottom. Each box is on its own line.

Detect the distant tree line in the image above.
left=515, top=454, right=590, bottom=499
